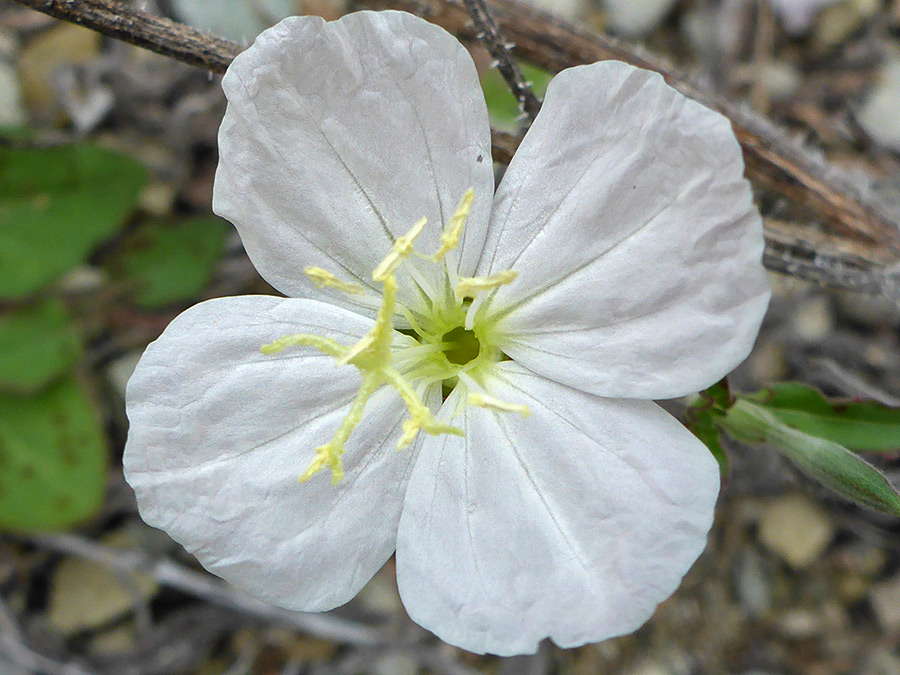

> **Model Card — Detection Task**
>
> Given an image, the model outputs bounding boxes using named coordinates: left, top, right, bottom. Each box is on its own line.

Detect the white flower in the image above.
left=123, top=10, right=770, bottom=656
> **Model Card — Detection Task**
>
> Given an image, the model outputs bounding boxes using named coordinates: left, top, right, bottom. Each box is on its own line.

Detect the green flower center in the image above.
left=442, top=326, right=481, bottom=366
left=260, top=188, right=529, bottom=485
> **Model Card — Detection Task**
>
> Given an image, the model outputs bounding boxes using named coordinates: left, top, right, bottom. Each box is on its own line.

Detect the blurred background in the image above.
left=1, top=0, right=900, bottom=673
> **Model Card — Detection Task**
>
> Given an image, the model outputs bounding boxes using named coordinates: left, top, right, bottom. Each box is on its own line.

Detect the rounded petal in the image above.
left=214, top=11, right=494, bottom=314
left=124, top=296, right=418, bottom=611
left=478, top=61, right=769, bottom=399
left=396, top=362, right=719, bottom=655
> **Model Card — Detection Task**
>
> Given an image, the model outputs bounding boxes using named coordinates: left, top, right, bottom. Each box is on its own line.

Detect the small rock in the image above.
left=836, top=288, right=900, bottom=328
left=869, top=574, right=900, bottom=633
left=90, top=623, right=137, bottom=656
left=767, top=0, right=844, bottom=35
left=857, top=58, right=900, bottom=152
left=524, top=0, right=587, bottom=20
left=777, top=603, right=847, bottom=638
left=0, top=60, right=25, bottom=127
left=735, top=550, right=773, bottom=618
left=626, top=659, right=669, bottom=675
left=106, top=351, right=143, bottom=401
left=373, top=651, right=418, bottom=675
left=777, top=608, right=822, bottom=638
left=601, top=0, right=677, bottom=36
left=356, top=565, right=403, bottom=614
left=138, top=182, right=178, bottom=218
left=813, top=0, right=878, bottom=47
left=55, top=67, right=113, bottom=133
left=838, top=574, right=869, bottom=603
left=17, top=23, right=101, bottom=114
left=171, top=0, right=299, bottom=43
left=758, top=494, right=834, bottom=568
left=762, top=61, right=803, bottom=101
left=48, top=530, right=158, bottom=635
left=750, top=339, right=789, bottom=384
left=862, top=649, right=900, bottom=675
left=56, top=265, right=107, bottom=294
left=793, top=295, right=833, bottom=341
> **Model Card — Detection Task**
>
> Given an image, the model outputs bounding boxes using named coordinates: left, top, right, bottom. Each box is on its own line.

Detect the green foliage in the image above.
left=0, top=376, right=107, bottom=531
left=722, top=399, right=900, bottom=517
left=746, top=383, right=900, bottom=453
left=481, top=63, right=553, bottom=130
left=0, top=143, right=145, bottom=299
left=685, top=379, right=733, bottom=475
left=111, top=216, right=229, bottom=308
left=0, top=298, right=82, bottom=394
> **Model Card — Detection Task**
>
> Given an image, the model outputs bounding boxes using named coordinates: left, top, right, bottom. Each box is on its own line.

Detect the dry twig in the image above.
left=0, top=595, right=95, bottom=675
left=19, top=533, right=384, bottom=646
left=461, top=0, right=541, bottom=122
left=12, top=0, right=900, bottom=294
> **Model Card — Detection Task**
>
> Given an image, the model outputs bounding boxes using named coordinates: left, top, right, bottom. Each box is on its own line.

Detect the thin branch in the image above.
left=12, top=0, right=900, bottom=295
left=18, top=533, right=385, bottom=647
left=356, top=0, right=900, bottom=286
left=461, top=0, right=541, bottom=122
left=11, top=0, right=239, bottom=72
left=0, top=596, right=95, bottom=675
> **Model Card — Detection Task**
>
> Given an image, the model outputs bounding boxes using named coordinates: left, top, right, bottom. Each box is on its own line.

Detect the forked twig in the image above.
left=461, top=0, right=541, bottom=122
left=19, top=533, right=384, bottom=646
left=11, top=0, right=900, bottom=295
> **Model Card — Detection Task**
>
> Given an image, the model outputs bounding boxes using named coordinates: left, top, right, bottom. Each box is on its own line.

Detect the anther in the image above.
left=431, top=188, right=475, bottom=261
left=456, top=270, right=518, bottom=298
left=373, top=217, right=427, bottom=281
left=304, top=267, right=363, bottom=294
left=468, top=392, right=532, bottom=418
left=261, top=334, right=345, bottom=358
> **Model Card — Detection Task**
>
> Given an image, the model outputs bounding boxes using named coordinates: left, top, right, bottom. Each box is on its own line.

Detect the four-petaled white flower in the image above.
left=124, top=10, right=770, bottom=656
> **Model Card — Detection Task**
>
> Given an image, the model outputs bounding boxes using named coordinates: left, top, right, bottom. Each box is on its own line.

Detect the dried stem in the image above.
left=461, top=0, right=541, bottom=122
left=0, top=595, right=95, bottom=675
left=356, top=0, right=900, bottom=294
left=11, top=0, right=239, bottom=72
left=12, top=0, right=900, bottom=295
left=19, top=533, right=385, bottom=646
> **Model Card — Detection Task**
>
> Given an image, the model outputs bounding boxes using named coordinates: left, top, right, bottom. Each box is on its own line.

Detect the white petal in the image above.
left=124, top=295, right=423, bottom=611
left=396, top=362, right=719, bottom=656
left=478, top=61, right=769, bottom=399
left=214, top=12, right=494, bottom=313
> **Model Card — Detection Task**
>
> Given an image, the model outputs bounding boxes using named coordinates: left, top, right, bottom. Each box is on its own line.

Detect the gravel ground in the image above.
left=1, top=1, right=900, bottom=673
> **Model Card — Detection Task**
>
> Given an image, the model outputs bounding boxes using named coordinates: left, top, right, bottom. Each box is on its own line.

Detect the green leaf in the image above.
left=685, top=379, right=733, bottom=475
left=688, top=408, right=729, bottom=475
left=722, top=399, right=900, bottom=517
left=0, top=298, right=82, bottom=394
left=481, top=63, right=552, bottom=130
left=112, top=216, right=229, bottom=308
left=0, top=144, right=146, bottom=298
left=746, top=383, right=900, bottom=453
left=0, top=376, right=107, bottom=531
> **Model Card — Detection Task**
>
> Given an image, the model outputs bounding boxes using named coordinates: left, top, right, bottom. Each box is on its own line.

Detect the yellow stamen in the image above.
left=337, top=274, right=399, bottom=368
left=456, top=270, right=518, bottom=298
left=430, top=188, right=475, bottom=261
left=299, top=374, right=380, bottom=485
left=258, top=189, right=533, bottom=486
left=335, top=334, right=375, bottom=368
left=304, top=266, right=363, bottom=295
left=382, top=367, right=464, bottom=448
left=468, top=392, right=531, bottom=418
left=265, top=237, right=463, bottom=484
left=373, top=217, right=428, bottom=282
left=261, top=334, right=345, bottom=357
